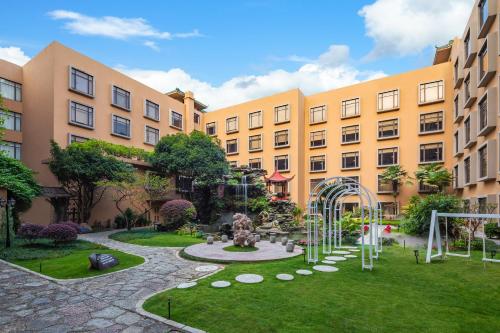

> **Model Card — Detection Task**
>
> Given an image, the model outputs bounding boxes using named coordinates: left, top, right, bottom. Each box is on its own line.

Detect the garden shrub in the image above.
left=39, top=223, right=77, bottom=245
left=114, top=208, right=136, bottom=229
left=17, top=223, right=45, bottom=243
left=248, top=197, right=269, bottom=214
left=401, top=194, right=461, bottom=236
left=451, top=239, right=498, bottom=252
left=485, top=223, right=500, bottom=239
left=382, top=238, right=398, bottom=246
left=61, top=221, right=80, bottom=234
left=159, top=200, right=197, bottom=231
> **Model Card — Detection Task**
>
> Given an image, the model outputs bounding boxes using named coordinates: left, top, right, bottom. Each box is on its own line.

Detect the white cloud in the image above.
left=0, top=46, right=30, bottom=66
left=143, top=41, right=160, bottom=52
left=359, top=0, right=474, bottom=58
left=117, top=44, right=386, bottom=110
left=48, top=10, right=201, bottom=42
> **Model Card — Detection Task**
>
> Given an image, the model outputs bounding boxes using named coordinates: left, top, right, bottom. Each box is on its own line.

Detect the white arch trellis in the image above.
left=307, top=176, right=383, bottom=271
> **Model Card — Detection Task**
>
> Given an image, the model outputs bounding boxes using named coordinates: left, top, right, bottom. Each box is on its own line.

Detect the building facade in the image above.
left=0, top=0, right=499, bottom=225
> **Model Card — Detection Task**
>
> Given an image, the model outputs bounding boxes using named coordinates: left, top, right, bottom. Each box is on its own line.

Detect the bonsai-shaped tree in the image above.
left=414, top=163, right=453, bottom=193
left=381, top=165, right=411, bottom=214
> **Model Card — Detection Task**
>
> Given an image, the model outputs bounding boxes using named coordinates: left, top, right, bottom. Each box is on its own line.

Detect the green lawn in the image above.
left=223, top=245, right=258, bottom=252
left=1, top=239, right=144, bottom=279
left=110, top=229, right=204, bottom=247
left=144, top=246, right=500, bottom=333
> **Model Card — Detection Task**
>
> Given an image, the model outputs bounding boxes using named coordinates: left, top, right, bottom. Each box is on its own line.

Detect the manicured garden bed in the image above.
left=110, top=229, right=204, bottom=247
left=0, top=239, right=144, bottom=279
left=223, top=245, right=258, bottom=252
left=144, top=246, right=500, bottom=333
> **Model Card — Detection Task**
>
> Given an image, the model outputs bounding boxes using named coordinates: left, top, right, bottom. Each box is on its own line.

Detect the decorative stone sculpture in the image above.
left=286, top=240, right=295, bottom=253
left=270, top=233, right=276, bottom=243
left=221, top=234, right=228, bottom=242
left=207, top=235, right=214, bottom=245
left=232, top=213, right=256, bottom=247
left=255, top=234, right=261, bottom=242
left=281, top=237, right=288, bottom=246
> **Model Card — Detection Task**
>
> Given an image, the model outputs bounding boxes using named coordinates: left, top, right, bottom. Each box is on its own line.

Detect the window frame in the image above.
left=341, top=97, right=360, bottom=119
left=206, top=122, right=217, bottom=136
left=111, top=114, right=131, bottom=139
left=274, top=129, right=290, bottom=148
left=0, top=110, right=21, bottom=131
left=248, top=157, right=262, bottom=169
left=248, top=134, right=263, bottom=152
left=69, top=66, right=95, bottom=98
left=68, top=100, right=94, bottom=129
left=341, top=151, right=360, bottom=170
left=111, top=85, right=131, bottom=111
left=419, top=142, right=444, bottom=164
left=144, top=99, right=160, bottom=121
left=274, top=104, right=290, bottom=124
left=310, top=154, right=327, bottom=173
left=248, top=110, right=263, bottom=129
left=341, top=125, right=360, bottom=144
left=377, top=118, right=399, bottom=140
left=310, top=129, right=327, bottom=148
left=377, top=174, right=394, bottom=194
left=68, top=133, right=89, bottom=145
left=377, top=147, right=399, bottom=167
left=274, top=154, right=290, bottom=172
left=419, top=111, right=444, bottom=135
left=170, top=110, right=184, bottom=130
left=144, top=125, right=160, bottom=146
left=377, top=89, right=400, bottom=112
left=0, top=141, right=21, bottom=159
left=309, top=105, right=327, bottom=124
left=478, top=142, right=489, bottom=180
left=418, top=80, right=444, bottom=105
left=225, top=116, right=239, bottom=133
left=226, top=138, right=239, bottom=155
left=0, top=77, right=22, bottom=102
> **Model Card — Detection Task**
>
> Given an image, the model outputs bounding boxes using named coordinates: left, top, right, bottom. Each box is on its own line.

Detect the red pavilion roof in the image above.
left=265, top=170, right=294, bottom=183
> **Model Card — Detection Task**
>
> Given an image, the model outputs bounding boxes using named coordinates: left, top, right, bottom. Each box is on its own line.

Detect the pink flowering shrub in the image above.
left=39, top=223, right=77, bottom=245
left=17, top=223, right=45, bottom=243
left=159, top=199, right=196, bottom=231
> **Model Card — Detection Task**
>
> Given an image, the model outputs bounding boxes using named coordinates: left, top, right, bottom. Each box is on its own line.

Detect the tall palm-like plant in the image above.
left=415, top=163, right=453, bottom=192
left=381, top=165, right=411, bottom=214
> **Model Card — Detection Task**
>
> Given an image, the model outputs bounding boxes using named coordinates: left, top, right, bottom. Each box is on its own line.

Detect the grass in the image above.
left=109, top=229, right=204, bottom=247
left=223, top=245, right=258, bottom=252
left=144, top=246, right=500, bottom=333
left=0, top=239, right=144, bottom=279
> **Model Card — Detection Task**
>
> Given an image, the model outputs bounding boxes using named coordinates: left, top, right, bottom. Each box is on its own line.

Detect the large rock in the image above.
left=232, top=213, right=256, bottom=247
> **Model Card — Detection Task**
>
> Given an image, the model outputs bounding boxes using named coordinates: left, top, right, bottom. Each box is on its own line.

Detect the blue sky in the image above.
left=0, top=0, right=474, bottom=109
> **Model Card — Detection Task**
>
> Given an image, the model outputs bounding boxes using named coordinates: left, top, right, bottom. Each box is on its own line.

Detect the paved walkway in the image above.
left=0, top=230, right=216, bottom=333
left=184, top=240, right=302, bottom=262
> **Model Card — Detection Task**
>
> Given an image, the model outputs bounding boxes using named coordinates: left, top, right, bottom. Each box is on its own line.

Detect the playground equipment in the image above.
left=307, top=177, right=382, bottom=271
left=426, top=210, right=500, bottom=264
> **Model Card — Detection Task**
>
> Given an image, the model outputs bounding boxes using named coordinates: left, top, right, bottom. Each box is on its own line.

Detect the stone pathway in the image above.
left=0, top=230, right=216, bottom=333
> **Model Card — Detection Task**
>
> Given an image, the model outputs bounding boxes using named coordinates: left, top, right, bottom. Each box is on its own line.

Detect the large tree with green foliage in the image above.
left=414, top=163, right=453, bottom=192
left=49, top=140, right=135, bottom=224
left=381, top=165, right=411, bottom=212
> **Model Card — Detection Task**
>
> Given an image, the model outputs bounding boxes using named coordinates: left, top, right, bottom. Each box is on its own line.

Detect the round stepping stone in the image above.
left=344, top=254, right=357, bottom=258
left=211, top=280, right=231, bottom=288
left=332, top=250, right=351, bottom=255
left=322, top=260, right=336, bottom=264
left=313, top=265, right=339, bottom=272
left=195, top=265, right=219, bottom=272
left=325, top=256, right=347, bottom=261
left=177, top=282, right=197, bottom=289
left=276, top=274, right=294, bottom=281
left=235, top=274, right=264, bottom=284
left=296, top=269, right=313, bottom=276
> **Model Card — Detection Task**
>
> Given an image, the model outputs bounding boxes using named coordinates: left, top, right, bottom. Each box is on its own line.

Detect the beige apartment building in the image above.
left=0, top=0, right=498, bottom=225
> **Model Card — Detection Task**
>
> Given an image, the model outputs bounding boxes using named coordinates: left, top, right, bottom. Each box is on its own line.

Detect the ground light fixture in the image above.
left=0, top=198, right=16, bottom=248
left=414, top=249, right=420, bottom=264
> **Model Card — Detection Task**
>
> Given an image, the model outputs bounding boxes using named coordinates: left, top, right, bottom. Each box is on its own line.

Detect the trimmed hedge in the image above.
left=17, top=223, right=45, bottom=243
left=159, top=200, right=196, bottom=231
left=39, top=224, right=77, bottom=245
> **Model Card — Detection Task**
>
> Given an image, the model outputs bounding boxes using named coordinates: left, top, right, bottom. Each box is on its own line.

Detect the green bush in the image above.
left=451, top=239, right=498, bottom=252
left=485, top=223, right=500, bottom=239
left=114, top=208, right=136, bottom=229
left=248, top=197, right=269, bottom=213
left=159, top=200, right=197, bottom=231
left=401, top=194, right=461, bottom=236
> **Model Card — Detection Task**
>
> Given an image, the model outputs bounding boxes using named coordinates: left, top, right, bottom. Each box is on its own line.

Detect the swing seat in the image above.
left=446, top=252, right=471, bottom=258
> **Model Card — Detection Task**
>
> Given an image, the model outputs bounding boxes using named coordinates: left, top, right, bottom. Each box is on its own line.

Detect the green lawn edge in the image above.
left=109, top=229, right=204, bottom=248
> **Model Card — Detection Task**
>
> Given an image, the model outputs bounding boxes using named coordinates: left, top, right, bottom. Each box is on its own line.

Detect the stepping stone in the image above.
left=332, top=250, right=351, bottom=255
left=322, top=260, right=336, bottom=264
left=340, top=246, right=358, bottom=249
left=195, top=265, right=219, bottom=272
left=350, top=249, right=360, bottom=252
left=344, top=254, right=357, bottom=258
left=296, top=269, right=313, bottom=276
left=325, top=256, right=347, bottom=261
left=235, top=274, right=264, bottom=284
left=276, top=274, right=294, bottom=281
left=313, top=265, right=339, bottom=272
left=211, top=281, right=231, bottom=288
left=177, top=282, right=197, bottom=289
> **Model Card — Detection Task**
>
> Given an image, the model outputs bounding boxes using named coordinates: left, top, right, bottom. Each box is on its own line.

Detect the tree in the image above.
left=101, top=172, right=172, bottom=230
left=381, top=165, right=411, bottom=213
left=48, top=140, right=134, bottom=224
left=415, top=163, right=453, bottom=192
left=464, top=202, right=497, bottom=239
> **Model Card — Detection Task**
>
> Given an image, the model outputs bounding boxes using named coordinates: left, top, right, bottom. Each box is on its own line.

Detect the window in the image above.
left=479, top=0, right=488, bottom=28
left=226, top=116, right=238, bottom=133
left=454, top=165, right=459, bottom=188
left=0, top=110, right=21, bottom=131
left=170, top=111, right=183, bottom=129
left=274, top=105, right=290, bottom=123
left=378, top=89, right=399, bottom=111
left=464, top=30, right=471, bottom=60
left=418, top=181, right=437, bottom=193
left=0, top=141, right=21, bottom=159
left=343, top=176, right=360, bottom=189
left=464, top=156, right=471, bottom=184
left=478, top=145, right=488, bottom=178
left=226, top=139, right=238, bottom=155
left=478, top=94, right=488, bottom=131
left=206, top=122, right=216, bottom=136
left=478, top=197, right=487, bottom=213
left=420, top=111, right=443, bottom=133
left=341, top=98, right=360, bottom=118
left=464, top=74, right=471, bottom=101
left=274, top=155, right=289, bottom=171
left=310, top=130, right=326, bottom=147
left=248, top=134, right=262, bottom=151
left=310, top=155, right=326, bottom=172
left=228, top=161, right=238, bottom=168
left=420, top=143, right=443, bottom=163
left=194, top=113, right=200, bottom=124
left=342, top=152, right=359, bottom=169
left=454, top=131, right=460, bottom=154
left=454, top=60, right=459, bottom=84
left=378, top=147, right=398, bottom=166
left=70, top=67, right=94, bottom=96
left=69, top=101, right=94, bottom=128
left=381, top=202, right=398, bottom=216
left=454, top=95, right=459, bottom=119
left=478, top=42, right=488, bottom=80
left=69, top=134, right=88, bottom=144
left=249, top=158, right=262, bottom=169
left=249, top=111, right=262, bottom=129
left=274, top=130, right=289, bottom=148
left=0, top=78, right=22, bottom=101
left=144, top=100, right=160, bottom=121
left=145, top=126, right=159, bottom=145
left=112, top=115, right=131, bottom=138
left=112, top=86, right=131, bottom=110
left=419, top=80, right=444, bottom=104
left=378, top=119, right=398, bottom=139
left=310, top=105, right=326, bottom=123
left=464, top=116, right=471, bottom=143
left=377, top=175, right=393, bottom=193
left=342, top=125, right=359, bottom=143
left=310, top=178, right=325, bottom=192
